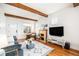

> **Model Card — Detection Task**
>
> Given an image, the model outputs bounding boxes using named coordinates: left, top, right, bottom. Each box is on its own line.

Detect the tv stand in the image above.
left=48, top=38, right=65, bottom=47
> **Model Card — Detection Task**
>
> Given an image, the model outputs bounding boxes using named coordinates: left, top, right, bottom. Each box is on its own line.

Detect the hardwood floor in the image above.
left=36, top=40, right=79, bottom=56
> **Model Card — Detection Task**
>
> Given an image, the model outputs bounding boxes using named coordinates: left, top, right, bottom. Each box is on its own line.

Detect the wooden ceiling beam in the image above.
left=6, top=3, right=48, bottom=17
left=5, top=13, right=38, bottom=21
left=73, top=3, right=79, bottom=7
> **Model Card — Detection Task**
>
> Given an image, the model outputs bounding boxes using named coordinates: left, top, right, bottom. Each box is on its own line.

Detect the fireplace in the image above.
left=39, top=30, right=47, bottom=42
left=40, top=34, right=44, bottom=40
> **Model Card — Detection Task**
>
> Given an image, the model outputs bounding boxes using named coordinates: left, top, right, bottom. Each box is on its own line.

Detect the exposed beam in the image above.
left=6, top=3, right=48, bottom=17
left=73, top=3, right=79, bottom=7
left=5, top=13, right=38, bottom=21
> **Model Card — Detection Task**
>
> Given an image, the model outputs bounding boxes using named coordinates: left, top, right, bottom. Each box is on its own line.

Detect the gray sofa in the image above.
left=1, top=44, right=23, bottom=56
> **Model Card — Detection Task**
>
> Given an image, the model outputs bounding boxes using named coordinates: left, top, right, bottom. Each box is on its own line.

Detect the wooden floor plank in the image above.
left=36, top=40, right=79, bottom=56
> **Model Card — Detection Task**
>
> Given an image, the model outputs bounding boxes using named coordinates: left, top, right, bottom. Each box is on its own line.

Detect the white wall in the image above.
left=48, top=7, right=79, bottom=50
left=0, top=8, right=8, bottom=48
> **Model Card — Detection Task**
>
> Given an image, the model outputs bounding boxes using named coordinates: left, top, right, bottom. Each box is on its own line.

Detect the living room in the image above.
left=0, top=3, right=79, bottom=56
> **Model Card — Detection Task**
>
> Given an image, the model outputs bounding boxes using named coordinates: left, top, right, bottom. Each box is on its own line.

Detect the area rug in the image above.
left=22, top=41, right=54, bottom=56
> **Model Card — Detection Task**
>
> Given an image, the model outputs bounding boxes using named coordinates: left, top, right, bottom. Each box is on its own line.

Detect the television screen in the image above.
left=49, top=26, right=64, bottom=36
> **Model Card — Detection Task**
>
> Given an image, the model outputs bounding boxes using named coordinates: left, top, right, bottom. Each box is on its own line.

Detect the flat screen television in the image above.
left=49, top=26, right=64, bottom=36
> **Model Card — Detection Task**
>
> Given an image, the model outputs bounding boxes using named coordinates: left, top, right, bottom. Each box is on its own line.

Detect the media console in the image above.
left=48, top=37, right=65, bottom=47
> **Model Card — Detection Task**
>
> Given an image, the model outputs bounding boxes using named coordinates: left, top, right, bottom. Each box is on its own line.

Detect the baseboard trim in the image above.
left=70, top=48, right=79, bottom=53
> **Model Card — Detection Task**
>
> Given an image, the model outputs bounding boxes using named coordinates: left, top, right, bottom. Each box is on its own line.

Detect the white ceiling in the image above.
left=23, top=3, right=73, bottom=14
